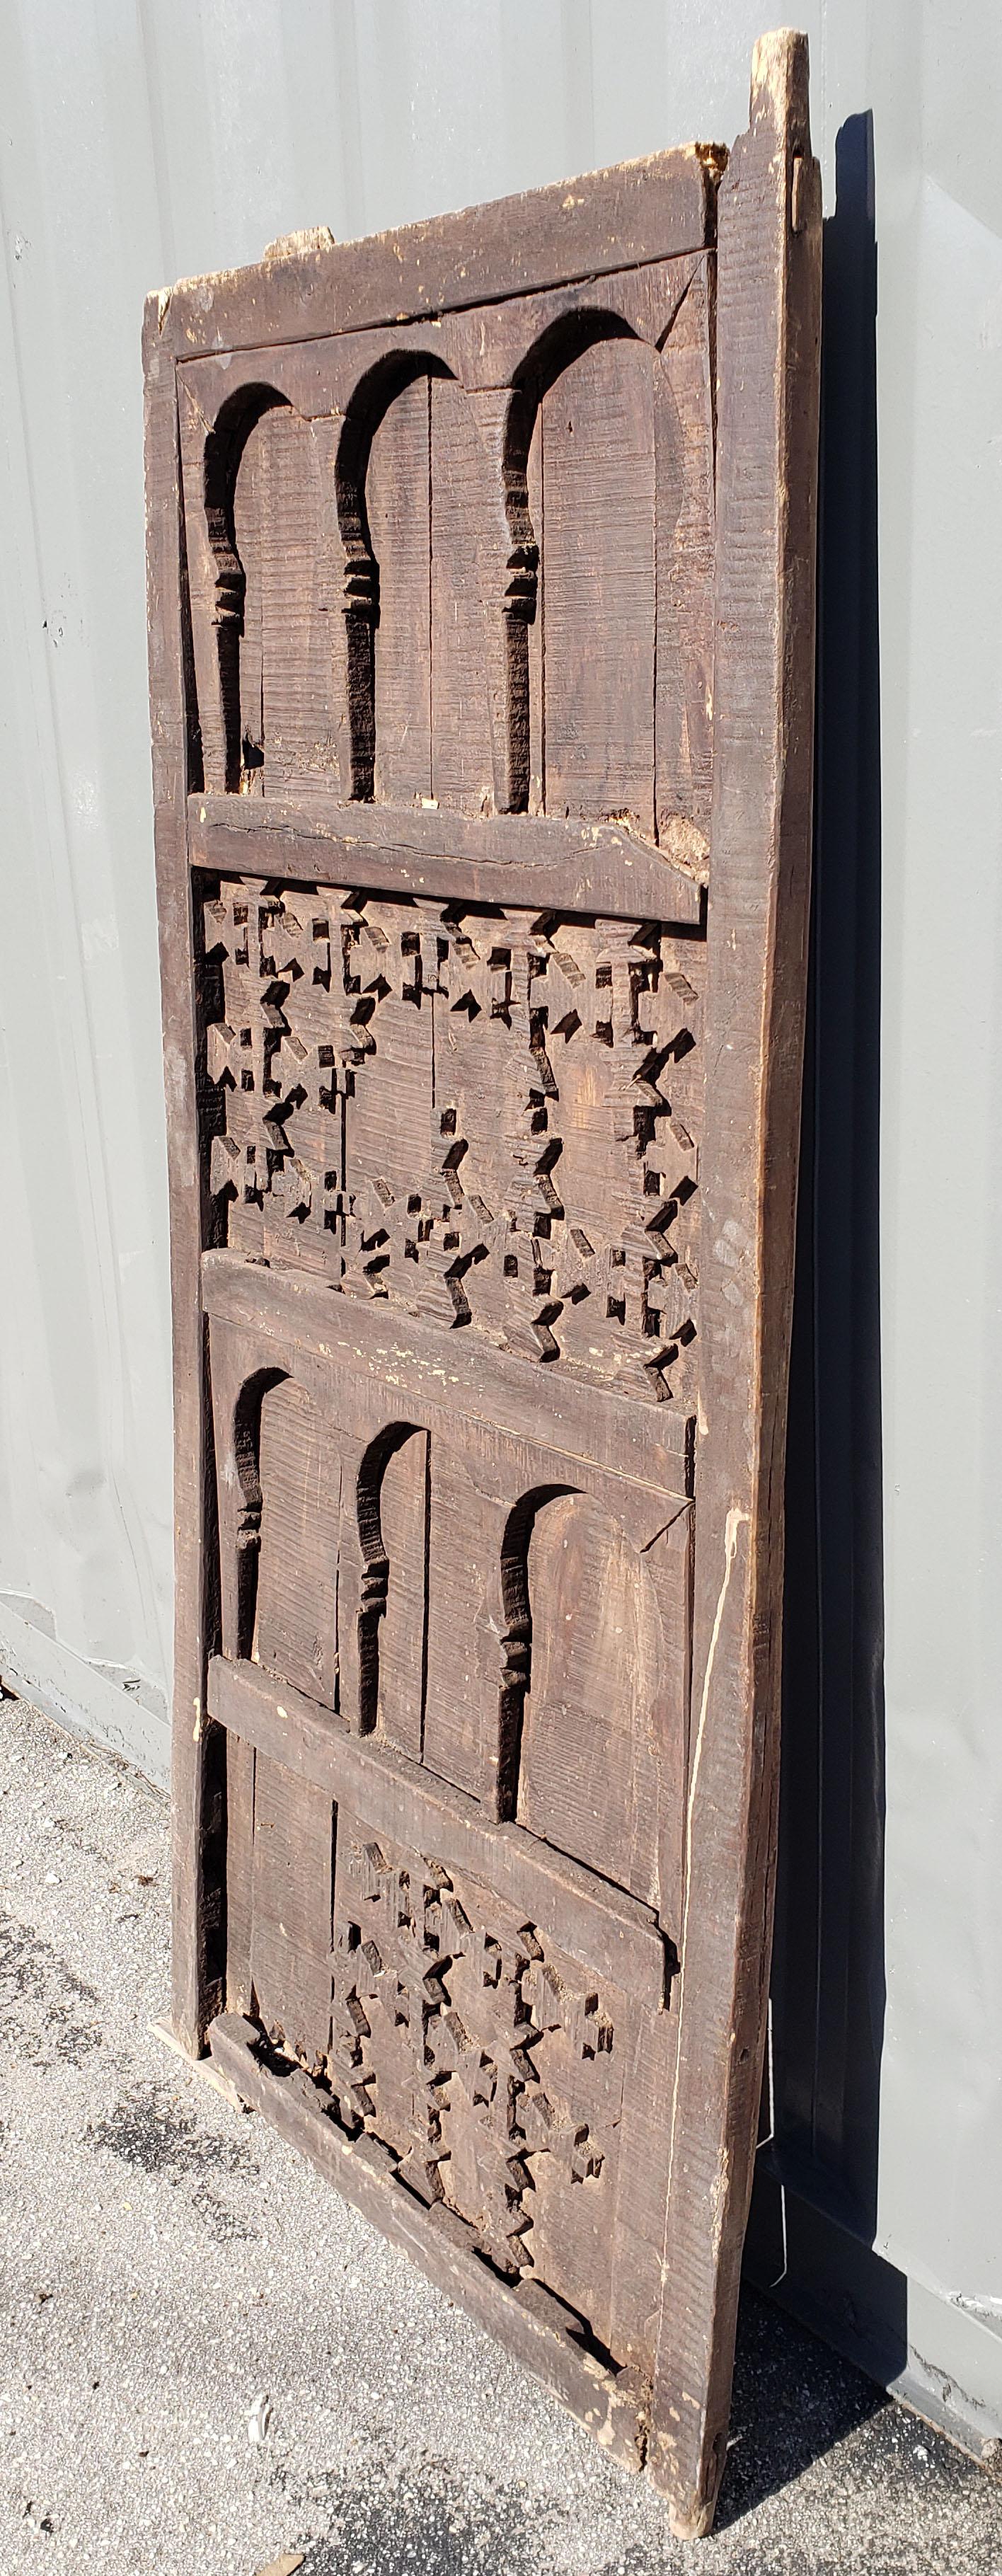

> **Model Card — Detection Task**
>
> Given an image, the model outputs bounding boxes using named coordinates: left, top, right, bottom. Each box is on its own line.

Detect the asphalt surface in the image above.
left=0, top=1691, right=998, bottom=2575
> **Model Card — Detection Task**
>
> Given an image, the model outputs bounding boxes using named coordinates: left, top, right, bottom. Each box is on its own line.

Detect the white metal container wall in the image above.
left=1, top=0, right=1000, bottom=2447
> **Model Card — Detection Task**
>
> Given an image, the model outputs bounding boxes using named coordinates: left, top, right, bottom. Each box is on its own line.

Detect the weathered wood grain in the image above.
left=187, top=794, right=708, bottom=924
left=541, top=333, right=657, bottom=833
left=519, top=1493, right=690, bottom=1909
left=155, top=148, right=720, bottom=358
left=224, top=1730, right=255, bottom=2016
left=368, top=375, right=432, bottom=804
left=253, top=1377, right=341, bottom=1705
left=248, top=1749, right=334, bottom=2069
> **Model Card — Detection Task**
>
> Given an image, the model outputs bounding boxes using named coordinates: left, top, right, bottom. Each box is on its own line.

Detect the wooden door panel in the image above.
left=248, top=1748, right=334, bottom=2070
left=367, top=374, right=433, bottom=806
left=147, top=34, right=821, bottom=2536
left=429, top=377, right=508, bottom=813
left=420, top=1442, right=509, bottom=1804
left=253, top=1376, right=340, bottom=1705
left=519, top=1490, right=690, bottom=1911
left=367, top=1425, right=430, bottom=1759
left=201, top=879, right=703, bottom=1407
left=537, top=333, right=658, bottom=834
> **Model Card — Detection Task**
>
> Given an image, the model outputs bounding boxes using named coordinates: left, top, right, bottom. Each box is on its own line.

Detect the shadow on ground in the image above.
left=287, top=2285, right=998, bottom=2576
left=292, top=2285, right=891, bottom=2572
left=717, top=2287, right=887, bottom=2526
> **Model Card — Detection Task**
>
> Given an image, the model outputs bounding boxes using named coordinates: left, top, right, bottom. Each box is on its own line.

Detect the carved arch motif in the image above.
left=202, top=385, right=289, bottom=791
left=335, top=353, right=453, bottom=803
left=190, top=280, right=712, bottom=834
left=215, top=1353, right=342, bottom=1708
left=496, top=1482, right=578, bottom=1817
left=355, top=1421, right=430, bottom=1742
left=229, top=1364, right=289, bottom=1659
left=498, top=288, right=713, bottom=845
left=203, top=383, right=348, bottom=798
left=513, top=1488, right=669, bottom=1907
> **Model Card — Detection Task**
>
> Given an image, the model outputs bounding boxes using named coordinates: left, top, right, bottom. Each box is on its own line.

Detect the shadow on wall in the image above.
left=744, top=112, right=909, bottom=2405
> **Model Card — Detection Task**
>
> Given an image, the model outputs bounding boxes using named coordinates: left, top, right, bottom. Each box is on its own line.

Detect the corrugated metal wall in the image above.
left=1, top=0, right=1000, bottom=2454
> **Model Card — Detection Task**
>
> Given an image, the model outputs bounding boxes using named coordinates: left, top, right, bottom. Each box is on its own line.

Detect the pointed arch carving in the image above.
left=229, top=1363, right=289, bottom=1660
left=502, top=294, right=713, bottom=845
left=335, top=353, right=453, bottom=804
left=355, top=1420, right=430, bottom=1743
left=202, top=385, right=289, bottom=792
left=496, top=1481, right=578, bottom=1819
left=514, top=1488, right=669, bottom=1907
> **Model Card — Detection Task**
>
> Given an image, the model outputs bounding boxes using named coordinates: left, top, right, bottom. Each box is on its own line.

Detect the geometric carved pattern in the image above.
left=328, top=1823, right=618, bottom=2279
left=204, top=880, right=702, bottom=1404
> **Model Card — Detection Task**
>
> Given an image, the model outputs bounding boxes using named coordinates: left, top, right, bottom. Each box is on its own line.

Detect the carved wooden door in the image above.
left=145, top=33, right=819, bottom=2537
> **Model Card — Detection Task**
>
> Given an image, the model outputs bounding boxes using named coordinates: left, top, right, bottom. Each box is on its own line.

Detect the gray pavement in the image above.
left=0, top=1690, right=998, bottom=2576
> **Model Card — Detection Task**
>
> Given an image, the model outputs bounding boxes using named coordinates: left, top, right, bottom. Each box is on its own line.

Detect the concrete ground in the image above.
left=0, top=1694, right=998, bottom=2576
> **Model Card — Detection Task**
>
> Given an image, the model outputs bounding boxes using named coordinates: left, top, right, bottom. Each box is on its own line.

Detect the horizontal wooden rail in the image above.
left=200, top=1250, right=696, bottom=1497
left=157, top=142, right=720, bottom=356
left=188, top=794, right=707, bottom=928
left=207, top=1652, right=676, bottom=2001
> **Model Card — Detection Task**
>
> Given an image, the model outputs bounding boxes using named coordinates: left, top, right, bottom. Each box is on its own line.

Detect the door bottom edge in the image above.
left=208, top=2008, right=649, bottom=2471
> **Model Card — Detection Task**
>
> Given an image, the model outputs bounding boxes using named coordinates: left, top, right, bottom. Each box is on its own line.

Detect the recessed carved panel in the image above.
left=328, top=1822, right=629, bottom=2323
left=208, top=1318, right=691, bottom=1931
left=517, top=1491, right=690, bottom=1907
left=202, top=880, right=702, bottom=1405
left=179, top=257, right=715, bottom=847
left=227, top=1773, right=672, bottom=2370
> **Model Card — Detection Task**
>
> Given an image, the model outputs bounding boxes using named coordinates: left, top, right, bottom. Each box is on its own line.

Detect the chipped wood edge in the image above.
left=188, top=794, right=708, bottom=928
left=154, top=145, right=723, bottom=357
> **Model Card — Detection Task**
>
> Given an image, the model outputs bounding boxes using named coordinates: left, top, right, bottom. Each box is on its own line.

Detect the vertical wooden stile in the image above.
left=650, top=33, right=822, bottom=2534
